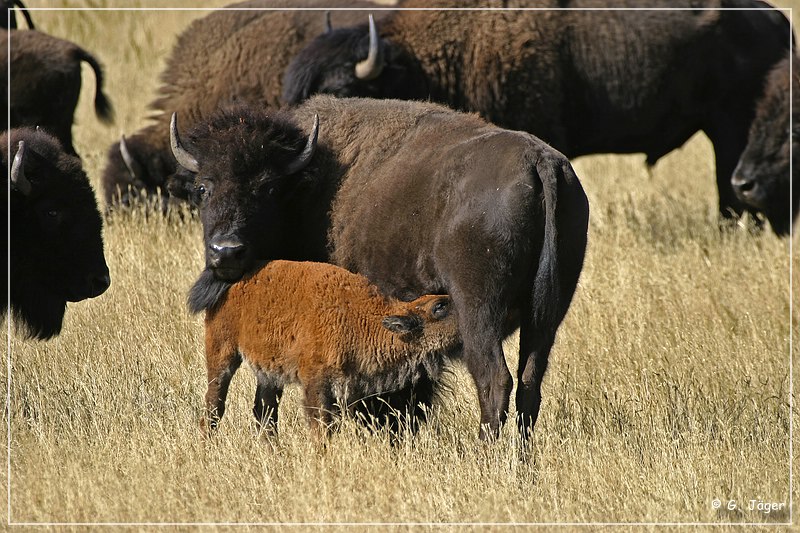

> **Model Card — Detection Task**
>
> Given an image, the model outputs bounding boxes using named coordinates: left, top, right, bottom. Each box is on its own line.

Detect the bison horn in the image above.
left=355, top=14, right=384, bottom=81
left=324, top=11, right=332, bottom=33
left=10, top=140, right=31, bottom=196
left=119, top=134, right=137, bottom=180
left=170, top=112, right=200, bottom=173
left=286, top=114, right=319, bottom=175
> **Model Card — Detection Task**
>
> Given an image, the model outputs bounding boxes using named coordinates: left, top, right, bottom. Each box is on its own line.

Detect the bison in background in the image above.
left=281, top=0, right=792, bottom=233
left=101, top=0, right=394, bottom=212
left=172, top=96, right=589, bottom=442
left=732, top=54, right=799, bottom=236
left=3, top=128, right=111, bottom=340
left=201, top=260, right=461, bottom=439
left=1, top=29, right=114, bottom=157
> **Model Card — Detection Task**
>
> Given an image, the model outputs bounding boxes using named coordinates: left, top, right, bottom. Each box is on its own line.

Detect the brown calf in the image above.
left=202, top=260, right=460, bottom=437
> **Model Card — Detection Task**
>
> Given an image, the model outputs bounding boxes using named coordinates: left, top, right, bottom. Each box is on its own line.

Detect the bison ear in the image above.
left=382, top=313, right=423, bottom=334
left=10, top=140, right=31, bottom=196
left=285, top=114, right=319, bottom=175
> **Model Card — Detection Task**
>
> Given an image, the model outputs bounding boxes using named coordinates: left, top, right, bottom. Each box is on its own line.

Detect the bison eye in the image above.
left=431, top=300, right=450, bottom=320
left=37, top=206, right=64, bottom=233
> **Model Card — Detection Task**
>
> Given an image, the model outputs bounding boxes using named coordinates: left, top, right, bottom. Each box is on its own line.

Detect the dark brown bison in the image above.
left=101, top=0, right=394, bottom=211
left=281, top=0, right=792, bottom=233
left=202, top=260, right=460, bottom=438
left=2, top=0, right=34, bottom=29
left=731, top=54, right=799, bottom=236
left=2, top=128, right=111, bottom=340
left=1, top=29, right=114, bottom=157
left=172, top=96, right=590, bottom=442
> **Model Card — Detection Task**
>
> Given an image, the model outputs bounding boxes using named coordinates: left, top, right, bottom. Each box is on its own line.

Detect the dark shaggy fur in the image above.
left=731, top=53, right=799, bottom=236
left=1, top=29, right=113, bottom=157
left=3, top=128, right=110, bottom=340
left=100, top=0, right=394, bottom=211
left=281, top=0, right=793, bottom=233
left=176, top=97, right=589, bottom=442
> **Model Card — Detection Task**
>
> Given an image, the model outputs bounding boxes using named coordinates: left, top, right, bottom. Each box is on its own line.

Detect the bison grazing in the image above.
left=731, top=54, right=799, bottom=236
left=1, top=29, right=114, bottom=157
left=2, top=128, right=111, bottom=340
left=281, top=0, right=792, bottom=233
left=201, top=260, right=461, bottom=438
left=173, top=96, right=590, bottom=441
left=101, top=0, right=393, bottom=211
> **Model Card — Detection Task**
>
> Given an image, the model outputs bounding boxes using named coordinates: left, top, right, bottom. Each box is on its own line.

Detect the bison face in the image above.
left=8, top=131, right=110, bottom=339
left=102, top=132, right=178, bottom=213
left=281, top=16, right=427, bottom=106
left=170, top=109, right=319, bottom=313
left=731, top=57, right=799, bottom=236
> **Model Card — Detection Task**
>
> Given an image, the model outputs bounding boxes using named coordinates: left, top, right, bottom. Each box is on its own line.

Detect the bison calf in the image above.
left=3, top=128, right=110, bottom=339
left=201, top=260, right=460, bottom=438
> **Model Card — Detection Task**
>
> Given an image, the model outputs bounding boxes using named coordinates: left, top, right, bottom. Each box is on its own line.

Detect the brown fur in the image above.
left=202, top=260, right=459, bottom=437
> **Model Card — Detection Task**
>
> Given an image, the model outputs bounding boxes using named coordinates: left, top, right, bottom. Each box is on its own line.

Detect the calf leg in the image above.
left=201, top=350, right=242, bottom=436
left=302, top=379, right=335, bottom=440
left=252, top=369, right=283, bottom=437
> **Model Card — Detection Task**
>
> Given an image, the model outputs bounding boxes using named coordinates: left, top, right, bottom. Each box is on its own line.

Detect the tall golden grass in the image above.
left=4, top=1, right=796, bottom=528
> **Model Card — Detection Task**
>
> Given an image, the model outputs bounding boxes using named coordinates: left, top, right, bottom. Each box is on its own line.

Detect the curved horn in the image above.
left=119, top=134, right=137, bottom=180
left=355, top=14, right=384, bottom=81
left=324, top=11, right=332, bottom=33
left=11, top=140, right=31, bottom=196
left=170, top=112, right=199, bottom=173
left=14, top=0, right=34, bottom=29
left=286, top=114, right=319, bottom=175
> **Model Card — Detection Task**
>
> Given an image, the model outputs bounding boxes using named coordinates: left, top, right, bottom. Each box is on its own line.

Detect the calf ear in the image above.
left=382, top=314, right=423, bottom=334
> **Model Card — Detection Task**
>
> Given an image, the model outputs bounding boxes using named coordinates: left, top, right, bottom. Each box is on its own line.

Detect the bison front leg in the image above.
left=201, top=350, right=242, bottom=436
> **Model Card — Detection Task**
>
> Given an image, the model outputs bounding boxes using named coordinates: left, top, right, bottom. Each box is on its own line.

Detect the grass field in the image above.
left=4, top=1, right=797, bottom=529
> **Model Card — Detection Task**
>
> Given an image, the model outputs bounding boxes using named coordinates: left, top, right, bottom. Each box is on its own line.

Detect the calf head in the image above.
left=6, top=128, right=110, bottom=339
left=281, top=15, right=427, bottom=106
left=170, top=106, right=319, bottom=313
left=383, top=295, right=461, bottom=354
left=731, top=55, right=799, bottom=236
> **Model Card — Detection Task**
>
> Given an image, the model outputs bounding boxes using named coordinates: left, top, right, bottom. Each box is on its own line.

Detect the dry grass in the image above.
left=3, top=1, right=797, bottom=529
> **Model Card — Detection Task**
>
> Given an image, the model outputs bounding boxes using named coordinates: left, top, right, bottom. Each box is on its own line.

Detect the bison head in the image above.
left=169, top=106, right=320, bottom=313
left=102, top=129, right=185, bottom=214
left=731, top=55, right=799, bottom=236
left=281, top=14, right=427, bottom=106
left=6, top=128, right=110, bottom=339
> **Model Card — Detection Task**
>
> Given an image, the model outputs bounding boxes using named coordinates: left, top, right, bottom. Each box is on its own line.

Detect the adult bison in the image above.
left=281, top=0, right=792, bottom=233
left=101, top=0, right=394, bottom=212
left=171, top=96, right=590, bottom=441
left=1, top=29, right=114, bottom=157
left=3, top=128, right=111, bottom=340
left=731, top=54, right=799, bottom=236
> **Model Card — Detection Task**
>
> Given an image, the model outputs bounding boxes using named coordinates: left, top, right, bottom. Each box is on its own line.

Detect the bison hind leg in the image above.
left=252, top=369, right=283, bottom=438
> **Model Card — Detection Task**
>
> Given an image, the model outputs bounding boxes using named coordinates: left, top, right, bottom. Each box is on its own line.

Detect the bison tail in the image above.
left=76, top=49, right=114, bottom=125
left=530, top=158, right=589, bottom=337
